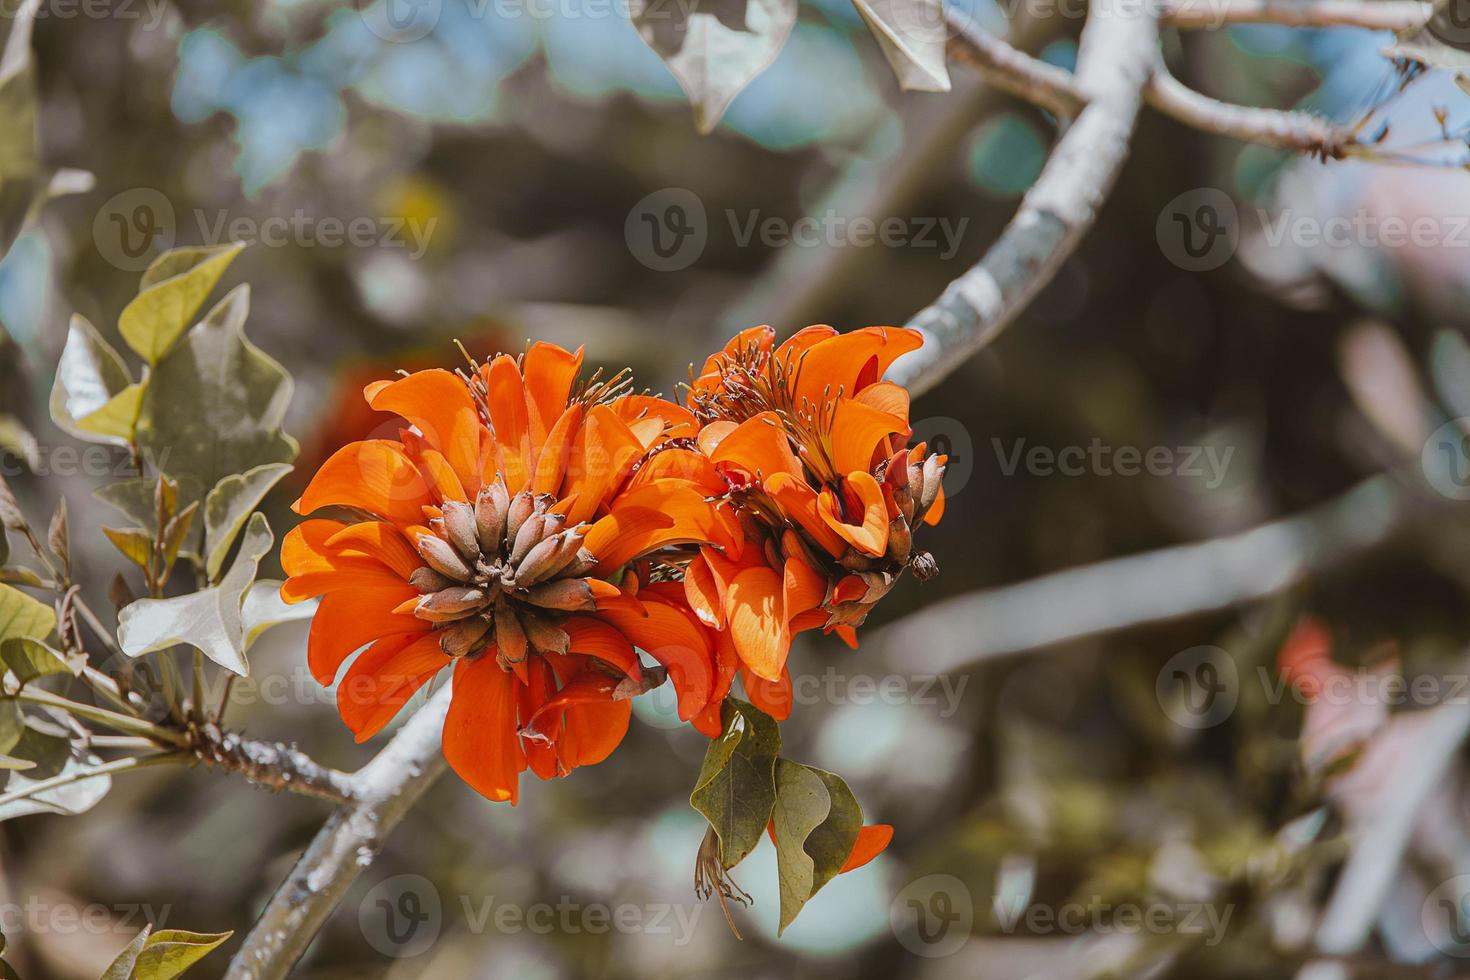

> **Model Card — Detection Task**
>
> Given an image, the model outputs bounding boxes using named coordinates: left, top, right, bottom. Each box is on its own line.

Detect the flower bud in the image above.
left=504, top=490, right=536, bottom=552
left=416, top=533, right=472, bottom=581
left=516, top=529, right=583, bottom=587
left=476, top=478, right=510, bottom=554
left=508, top=513, right=547, bottom=567
left=519, top=610, right=570, bottom=657
left=493, top=593, right=529, bottom=664
left=438, top=616, right=491, bottom=658
left=917, top=455, right=945, bottom=516
left=442, top=501, right=481, bottom=561
left=886, top=516, right=912, bottom=565
left=409, top=566, right=454, bottom=594
left=521, top=578, right=597, bottom=611
left=910, top=550, right=938, bottom=581
left=414, top=586, right=488, bottom=622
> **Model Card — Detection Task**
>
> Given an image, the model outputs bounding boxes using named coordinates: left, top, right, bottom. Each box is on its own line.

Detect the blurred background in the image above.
left=5, top=0, right=1470, bottom=976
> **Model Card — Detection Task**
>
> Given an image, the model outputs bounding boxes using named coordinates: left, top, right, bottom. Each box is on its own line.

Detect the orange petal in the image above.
left=610, top=394, right=699, bottom=442
left=683, top=552, right=724, bottom=629
left=294, top=440, right=433, bottom=525
left=563, top=616, right=639, bottom=677
left=923, top=480, right=945, bottom=525
left=520, top=670, right=620, bottom=742
left=484, top=355, right=532, bottom=492
left=444, top=653, right=524, bottom=803
left=324, top=522, right=424, bottom=580
left=281, top=519, right=348, bottom=577
left=367, top=369, right=483, bottom=492
left=855, top=381, right=911, bottom=425
left=628, top=448, right=726, bottom=495
left=415, top=448, right=468, bottom=504
left=563, top=404, right=646, bottom=525
left=772, top=324, right=838, bottom=365
left=516, top=656, right=561, bottom=780
left=308, top=586, right=426, bottom=684
left=830, top=397, right=906, bottom=476
left=597, top=593, right=716, bottom=719
left=521, top=342, right=583, bottom=447
left=840, top=824, right=893, bottom=873
left=531, top=402, right=583, bottom=496
left=831, top=623, right=859, bottom=649
left=783, top=552, right=825, bottom=618
left=695, top=419, right=738, bottom=456
left=711, top=412, right=802, bottom=483
left=724, top=565, right=790, bottom=682
left=818, top=471, right=888, bottom=558
left=741, top=664, right=792, bottom=720
left=586, top=482, right=735, bottom=572
left=337, top=632, right=446, bottom=742
left=765, top=472, right=848, bottom=558
left=792, top=327, right=922, bottom=407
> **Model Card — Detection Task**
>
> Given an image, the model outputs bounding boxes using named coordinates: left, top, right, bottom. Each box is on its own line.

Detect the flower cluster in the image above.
left=282, top=327, right=946, bottom=804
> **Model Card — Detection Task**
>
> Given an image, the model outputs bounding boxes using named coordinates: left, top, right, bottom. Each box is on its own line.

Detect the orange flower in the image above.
left=682, top=325, right=947, bottom=734
left=282, top=343, right=733, bottom=803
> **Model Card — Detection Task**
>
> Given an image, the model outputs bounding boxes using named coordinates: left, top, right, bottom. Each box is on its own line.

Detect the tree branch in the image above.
left=867, top=476, right=1412, bottom=673
left=945, top=18, right=1360, bottom=170
left=898, top=0, right=1159, bottom=395
left=1146, top=55, right=1357, bottom=158
left=1161, top=0, right=1431, bottom=31
left=188, top=725, right=356, bottom=806
left=223, top=685, right=451, bottom=980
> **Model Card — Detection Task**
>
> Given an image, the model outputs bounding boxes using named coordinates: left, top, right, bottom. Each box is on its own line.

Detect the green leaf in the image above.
left=135, top=285, right=298, bottom=511
left=770, top=759, right=863, bottom=934
left=0, top=700, right=22, bottom=756
left=690, top=698, right=781, bottom=869
left=1, top=636, right=78, bottom=683
left=132, top=929, right=233, bottom=980
left=101, top=925, right=152, bottom=980
left=0, top=582, right=55, bottom=644
left=0, top=415, right=39, bottom=473
left=116, top=513, right=272, bottom=676
left=851, top=0, right=952, bottom=92
left=8, top=722, right=68, bottom=778
left=103, top=526, right=153, bottom=569
left=96, top=477, right=191, bottom=532
left=203, top=463, right=292, bottom=580
left=0, top=753, right=34, bottom=771
left=160, top=500, right=199, bottom=573
left=0, top=749, right=112, bottom=820
left=49, top=315, right=142, bottom=446
left=1383, top=0, right=1470, bottom=69
left=241, top=581, right=316, bottom=651
left=118, top=242, right=244, bottom=363
left=628, top=0, right=797, bottom=134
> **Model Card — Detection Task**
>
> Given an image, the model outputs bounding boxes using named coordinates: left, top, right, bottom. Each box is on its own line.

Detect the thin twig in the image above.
left=10, top=687, right=190, bottom=748
left=944, top=13, right=1085, bottom=119
left=1146, top=55, right=1358, bottom=159
left=1162, top=0, right=1431, bottom=31
left=897, top=0, right=1160, bottom=396
left=187, top=725, right=356, bottom=805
